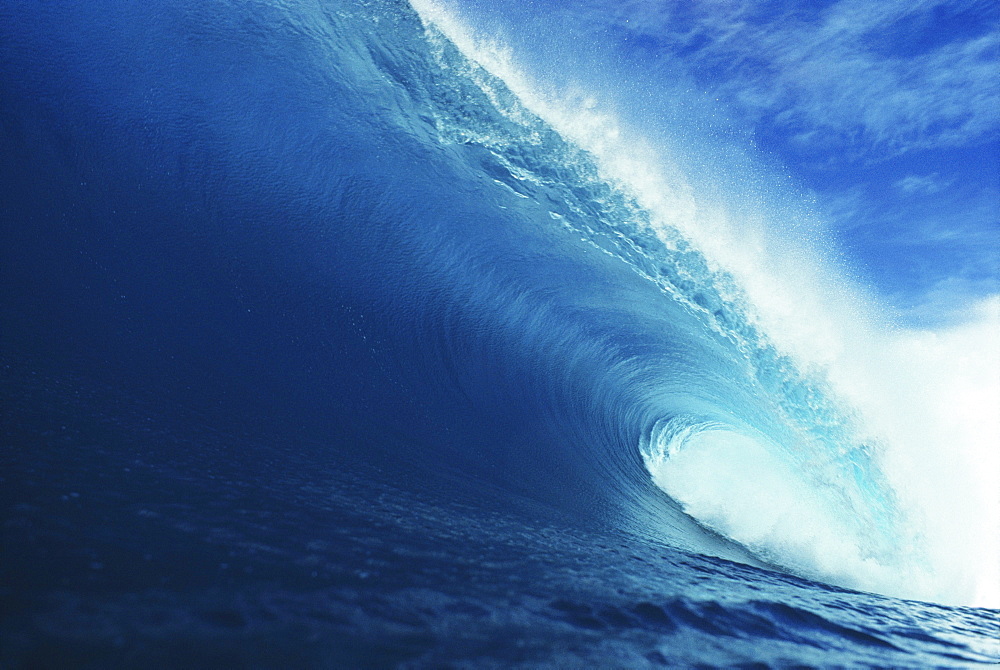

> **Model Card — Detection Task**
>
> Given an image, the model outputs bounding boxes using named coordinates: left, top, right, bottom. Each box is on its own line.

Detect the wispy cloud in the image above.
left=612, top=0, right=999, bottom=160
left=894, top=173, right=951, bottom=194
left=816, top=172, right=1000, bottom=324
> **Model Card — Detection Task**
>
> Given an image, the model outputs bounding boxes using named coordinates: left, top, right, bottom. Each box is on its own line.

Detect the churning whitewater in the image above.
left=1, top=0, right=997, bottom=666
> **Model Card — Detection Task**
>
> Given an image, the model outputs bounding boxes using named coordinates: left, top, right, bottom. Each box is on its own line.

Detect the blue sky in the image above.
left=624, top=0, right=999, bottom=327
left=456, top=0, right=999, bottom=326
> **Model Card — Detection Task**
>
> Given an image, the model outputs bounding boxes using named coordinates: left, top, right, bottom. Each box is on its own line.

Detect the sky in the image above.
left=456, top=0, right=1000, bottom=327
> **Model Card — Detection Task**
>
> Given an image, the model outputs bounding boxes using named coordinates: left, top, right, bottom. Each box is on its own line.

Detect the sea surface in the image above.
left=2, top=0, right=998, bottom=666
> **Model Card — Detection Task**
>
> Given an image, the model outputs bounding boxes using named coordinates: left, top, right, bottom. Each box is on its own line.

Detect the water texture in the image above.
left=2, top=0, right=997, bottom=666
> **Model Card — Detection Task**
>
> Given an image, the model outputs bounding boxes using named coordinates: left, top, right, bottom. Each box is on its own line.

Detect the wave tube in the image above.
left=407, top=0, right=1000, bottom=607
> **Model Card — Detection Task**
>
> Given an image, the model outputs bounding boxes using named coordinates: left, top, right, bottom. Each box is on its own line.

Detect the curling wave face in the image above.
left=2, top=11, right=997, bottom=666
left=402, top=0, right=942, bottom=601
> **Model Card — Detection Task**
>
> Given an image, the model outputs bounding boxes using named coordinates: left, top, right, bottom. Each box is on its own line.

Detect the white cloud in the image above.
left=612, top=0, right=1000, bottom=158
left=894, top=173, right=951, bottom=194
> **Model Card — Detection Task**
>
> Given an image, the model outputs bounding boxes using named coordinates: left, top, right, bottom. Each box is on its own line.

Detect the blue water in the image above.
left=1, top=0, right=997, bottom=666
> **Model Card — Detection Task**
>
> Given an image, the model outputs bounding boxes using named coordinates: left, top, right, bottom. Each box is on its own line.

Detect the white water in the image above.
left=408, top=0, right=1000, bottom=607
left=641, top=420, right=920, bottom=597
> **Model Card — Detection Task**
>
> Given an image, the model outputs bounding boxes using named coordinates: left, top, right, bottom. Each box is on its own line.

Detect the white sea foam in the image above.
left=408, top=0, right=1000, bottom=607
left=641, top=421, right=930, bottom=598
